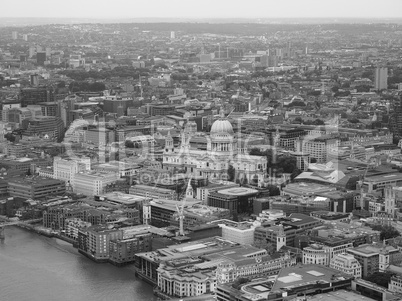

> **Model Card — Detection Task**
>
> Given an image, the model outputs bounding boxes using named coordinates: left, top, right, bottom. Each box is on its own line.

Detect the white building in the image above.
left=73, top=171, right=118, bottom=196
left=53, top=156, right=90, bottom=187
left=157, top=263, right=216, bottom=298
left=218, top=221, right=255, bottom=245
left=330, top=253, right=362, bottom=278
left=257, top=209, right=285, bottom=222
left=302, top=136, right=339, bottom=163
left=303, top=244, right=330, bottom=266
left=163, top=114, right=267, bottom=184
left=65, top=218, right=91, bottom=240
left=303, top=242, right=353, bottom=266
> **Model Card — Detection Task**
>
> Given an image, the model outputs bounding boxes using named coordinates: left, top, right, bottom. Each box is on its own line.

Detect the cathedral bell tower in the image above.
left=276, top=224, right=286, bottom=251
left=165, top=131, right=174, bottom=153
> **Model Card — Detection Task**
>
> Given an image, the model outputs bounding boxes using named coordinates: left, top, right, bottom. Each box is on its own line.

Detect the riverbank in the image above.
left=15, top=223, right=78, bottom=246
left=0, top=226, right=156, bottom=301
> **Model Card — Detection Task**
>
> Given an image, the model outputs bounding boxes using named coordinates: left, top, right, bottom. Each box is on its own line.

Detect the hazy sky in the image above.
left=1, top=0, right=402, bottom=19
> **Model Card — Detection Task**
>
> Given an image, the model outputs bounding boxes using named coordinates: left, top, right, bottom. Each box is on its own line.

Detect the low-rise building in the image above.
left=330, top=253, right=362, bottom=278
left=347, top=243, right=402, bottom=278
left=78, top=224, right=155, bottom=265
left=73, top=171, right=119, bottom=196
left=7, top=176, right=66, bottom=199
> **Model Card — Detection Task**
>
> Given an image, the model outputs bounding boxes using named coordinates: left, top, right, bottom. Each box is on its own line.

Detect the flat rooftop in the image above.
left=218, top=187, right=258, bottom=196
left=271, top=264, right=351, bottom=292
left=364, top=173, right=402, bottom=183
left=99, top=192, right=148, bottom=204
left=308, top=289, right=379, bottom=301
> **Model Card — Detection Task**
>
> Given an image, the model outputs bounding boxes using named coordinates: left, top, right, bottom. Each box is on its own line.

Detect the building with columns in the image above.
left=163, top=114, right=267, bottom=184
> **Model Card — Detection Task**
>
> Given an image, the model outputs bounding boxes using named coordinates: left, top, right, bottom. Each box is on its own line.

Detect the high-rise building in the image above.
left=22, top=34, right=28, bottom=41
left=36, top=52, right=47, bottom=66
left=45, top=47, right=51, bottom=58
left=170, top=31, right=175, bottom=39
left=374, top=67, right=388, bottom=90
left=21, top=116, right=65, bottom=141
left=29, top=46, right=36, bottom=58
left=20, top=87, right=54, bottom=107
left=389, top=96, right=402, bottom=138
left=12, top=31, right=18, bottom=40
left=30, top=74, right=39, bottom=86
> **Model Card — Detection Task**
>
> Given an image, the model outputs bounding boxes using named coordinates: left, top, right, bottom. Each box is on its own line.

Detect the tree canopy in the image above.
left=370, top=225, right=400, bottom=240
left=249, top=148, right=298, bottom=175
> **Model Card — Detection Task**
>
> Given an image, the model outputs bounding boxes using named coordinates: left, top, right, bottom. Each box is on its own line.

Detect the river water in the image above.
left=0, top=226, right=156, bottom=301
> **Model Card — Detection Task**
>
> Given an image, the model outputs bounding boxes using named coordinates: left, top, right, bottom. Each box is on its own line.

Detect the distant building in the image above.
left=374, top=67, right=388, bottom=90
left=21, top=116, right=64, bottom=141
left=36, top=52, right=47, bottom=66
left=20, top=87, right=53, bottom=107
left=30, top=74, right=39, bottom=86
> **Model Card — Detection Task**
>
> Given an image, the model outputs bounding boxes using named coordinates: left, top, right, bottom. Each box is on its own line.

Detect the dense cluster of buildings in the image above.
left=2, top=21, right=402, bottom=301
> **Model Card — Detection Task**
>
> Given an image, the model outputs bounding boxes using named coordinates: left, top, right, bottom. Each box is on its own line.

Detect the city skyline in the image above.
left=1, top=0, right=402, bottom=19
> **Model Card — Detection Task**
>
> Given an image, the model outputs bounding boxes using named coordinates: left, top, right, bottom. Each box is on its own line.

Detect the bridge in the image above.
left=0, top=218, right=43, bottom=239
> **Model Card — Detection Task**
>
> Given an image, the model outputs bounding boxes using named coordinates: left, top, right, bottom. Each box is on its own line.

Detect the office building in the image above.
left=21, top=116, right=65, bottom=141
left=254, top=213, right=321, bottom=251
left=374, top=67, right=388, bottom=90
left=37, top=52, right=47, bottom=66
left=20, top=87, right=53, bottom=107
left=73, top=171, right=119, bottom=196
left=207, top=187, right=259, bottom=214
left=30, top=74, right=39, bottom=86
left=84, top=128, right=115, bottom=146
left=53, top=157, right=89, bottom=187
left=330, top=253, right=362, bottom=278
left=103, top=95, right=134, bottom=116
left=215, top=220, right=255, bottom=245
left=129, top=184, right=177, bottom=200
left=7, top=177, right=66, bottom=199
left=347, top=243, right=402, bottom=278
left=302, top=136, right=339, bottom=163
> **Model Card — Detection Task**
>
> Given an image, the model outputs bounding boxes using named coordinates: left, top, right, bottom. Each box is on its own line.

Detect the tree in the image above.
left=227, top=165, right=235, bottom=181
left=331, top=86, right=339, bottom=93
left=267, top=185, right=280, bottom=196
left=232, top=277, right=250, bottom=289
left=57, top=81, right=66, bottom=88
left=291, top=169, right=302, bottom=180
left=371, top=225, right=400, bottom=240
left=365, top=271, right=394, bottom=287
left=249, top=148, right=264, bottom=156
left=125, top=140, right=134, bottom=148
left=294, top=117, right=303, bottom=124
left=348, top=118, right=360, bottom=124
left=4, top=133, right=16, bottom=142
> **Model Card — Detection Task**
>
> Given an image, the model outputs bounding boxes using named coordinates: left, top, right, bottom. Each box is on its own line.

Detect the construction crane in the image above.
left=175, top=177, right=191, bottom=236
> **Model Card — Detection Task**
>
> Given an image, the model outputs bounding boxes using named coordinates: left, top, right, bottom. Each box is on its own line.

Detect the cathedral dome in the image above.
left=210, top=119, right=234, bottom=135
